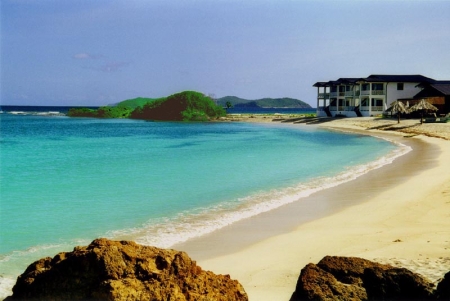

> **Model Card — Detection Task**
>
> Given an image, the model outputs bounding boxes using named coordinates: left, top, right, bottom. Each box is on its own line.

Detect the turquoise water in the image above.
left=0, top=113, right=409, bottom=298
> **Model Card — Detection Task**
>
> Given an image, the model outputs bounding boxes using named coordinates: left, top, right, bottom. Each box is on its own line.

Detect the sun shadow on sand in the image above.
left=368, top=124, right=420, bottom=131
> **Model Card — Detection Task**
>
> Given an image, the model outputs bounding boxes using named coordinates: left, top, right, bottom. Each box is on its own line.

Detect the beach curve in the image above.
left=175, top=117, right=450, bottom=300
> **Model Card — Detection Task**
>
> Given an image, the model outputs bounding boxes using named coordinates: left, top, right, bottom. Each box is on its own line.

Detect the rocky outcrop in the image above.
left=290, top=256, right=436, bottom=301
left=6, top=238, right=248, bottom=301
left=435, top=271, right=450, bottom=300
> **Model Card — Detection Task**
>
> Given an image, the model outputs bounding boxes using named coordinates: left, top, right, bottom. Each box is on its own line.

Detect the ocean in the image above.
left=0, top=106, right=409, bottom=298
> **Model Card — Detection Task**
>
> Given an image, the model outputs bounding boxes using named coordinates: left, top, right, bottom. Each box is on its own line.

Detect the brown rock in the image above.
left=289, top=263, right=367, bottom=301
left=290, top=256, right=435, bottom=301
left=6, top=238, right=248, bottom=301
left=435, top=271, right=450, bottom=300
left=363, top=266, right=435, bottom=300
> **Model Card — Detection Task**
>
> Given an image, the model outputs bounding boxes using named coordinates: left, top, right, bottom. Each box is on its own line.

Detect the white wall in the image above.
left=386, top=82, right=422, bottom=106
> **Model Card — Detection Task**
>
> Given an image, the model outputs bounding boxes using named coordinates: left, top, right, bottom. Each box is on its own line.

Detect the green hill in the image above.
left=130, top=91, right=226, bottom=121
left=69, top=91, right=225, bottom=121
left=114, top=97, right=161, bottom=109
left=216, top=96, right=311, bottom=108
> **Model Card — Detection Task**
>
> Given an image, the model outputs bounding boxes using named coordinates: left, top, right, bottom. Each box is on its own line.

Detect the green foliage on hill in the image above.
left=216, top=96, right=311, bottom=108
left=68, top=106, right=133, bottom=118
left=67, top=107, right=98, bottom=117
left=114, top=97, right=160, bottom=109
left=130, top=91, right=226, bottom=121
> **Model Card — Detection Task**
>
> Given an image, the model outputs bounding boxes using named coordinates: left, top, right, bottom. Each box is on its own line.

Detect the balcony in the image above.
left=372, top=90, right=385, bottom=95
left=345, top=91, right=354, bottom=96
left=318, top=93, right=330, bottom=98
left=372, top=106, right=384, bottom=111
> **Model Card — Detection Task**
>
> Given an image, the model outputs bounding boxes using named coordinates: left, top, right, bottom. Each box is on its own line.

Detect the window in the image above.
left=397, top=83, right=404, bottom=90
left=372, top=83, right=383, bottom=91
left=371, top=98, right=383, bottom=107
left=362, top=84, right=370, bottom=91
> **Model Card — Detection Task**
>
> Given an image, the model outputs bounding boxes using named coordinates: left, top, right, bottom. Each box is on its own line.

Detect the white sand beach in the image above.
left=175, top=117, right=450, bottom=300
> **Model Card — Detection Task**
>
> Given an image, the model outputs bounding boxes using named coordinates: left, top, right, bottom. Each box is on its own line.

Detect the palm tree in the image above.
left=385, top=101, right=407, bottom=123
left=408, top=99, right=438, bottom=124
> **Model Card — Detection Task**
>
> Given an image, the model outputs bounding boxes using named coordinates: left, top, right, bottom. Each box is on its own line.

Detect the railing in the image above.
left=372, top=90, right=385, bottom=95
left=330, top=92, right=338, bottom=97
left=345, top=91, right=354, bottom=96
left=329, top=106, right=337, bottom=111
left=318, top=93, right=330, bottom=98
left=359, top=90, right=385, bottom=96
left=360, top=106, right=384, bottom=112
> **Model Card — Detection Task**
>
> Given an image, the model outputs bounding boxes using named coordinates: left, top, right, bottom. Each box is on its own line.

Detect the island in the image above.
left=68, top=91, right=226, bottom=121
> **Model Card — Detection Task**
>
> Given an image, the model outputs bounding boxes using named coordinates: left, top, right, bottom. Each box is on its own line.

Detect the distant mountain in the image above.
left=216, top=96, right=311, bottom=108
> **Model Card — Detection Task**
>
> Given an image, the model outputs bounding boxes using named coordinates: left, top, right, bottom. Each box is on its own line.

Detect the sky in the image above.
left=1, top=0, right=450, bottom=107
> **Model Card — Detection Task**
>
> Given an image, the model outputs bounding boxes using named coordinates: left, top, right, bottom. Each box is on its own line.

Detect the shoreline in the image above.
left=175, top=117, right=450, bottom=300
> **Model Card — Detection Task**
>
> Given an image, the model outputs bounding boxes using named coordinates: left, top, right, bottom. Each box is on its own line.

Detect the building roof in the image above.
left=429, top=84, right=450, bottom=96
left=364, top=74, right=435, bottom=83
left=313, top=74, right=437, bottom=87
left=413, top=83, right=450, bottom=98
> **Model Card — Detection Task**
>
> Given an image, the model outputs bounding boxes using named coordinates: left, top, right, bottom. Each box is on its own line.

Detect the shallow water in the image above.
left=0, top=113, right=408, bottom=298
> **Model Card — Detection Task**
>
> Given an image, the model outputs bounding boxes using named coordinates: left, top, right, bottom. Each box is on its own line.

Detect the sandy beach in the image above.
left=175, top=116, right=450, bottom=300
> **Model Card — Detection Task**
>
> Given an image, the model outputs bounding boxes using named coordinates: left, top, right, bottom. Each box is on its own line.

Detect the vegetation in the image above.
left=114, top=97, right=160, bottom=109
left=130, top=91, right=226, bottom=121
left=216, top=96, right=311, bottom=108
left=67, top=107, right=98, bottom=117
left=67, top=91, right=308, bottom=121
left=68, top=106, right=133, bottom=118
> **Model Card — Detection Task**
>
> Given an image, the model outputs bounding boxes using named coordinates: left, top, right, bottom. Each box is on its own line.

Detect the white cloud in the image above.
left=73, top=52, right=102, bottom=59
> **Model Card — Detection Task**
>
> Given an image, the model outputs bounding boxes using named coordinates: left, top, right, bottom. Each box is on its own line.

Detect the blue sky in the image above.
left=1, top=0, right=449, bottom=107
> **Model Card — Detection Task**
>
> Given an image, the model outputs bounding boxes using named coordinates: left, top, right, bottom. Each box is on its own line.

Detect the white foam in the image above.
left=110, top=140, right=411, bottom=249
left=0, top=276, right=15, bottom=300
left=6, top=111, right=64, bottom=116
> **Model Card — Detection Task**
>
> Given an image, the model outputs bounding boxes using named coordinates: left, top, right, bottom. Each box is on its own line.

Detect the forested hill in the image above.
left=216, top=96, right=311, bottom=108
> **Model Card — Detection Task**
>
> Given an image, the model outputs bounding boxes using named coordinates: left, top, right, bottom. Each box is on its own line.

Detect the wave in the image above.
left=3, top=111, right=65, bottom=116
left=109, top=138, right=411, bottom=249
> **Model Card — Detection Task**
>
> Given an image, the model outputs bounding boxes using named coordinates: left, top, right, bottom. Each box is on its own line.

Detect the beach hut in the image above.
left=385, top=100, right=407, bottom=123
left=408, top=99, right=438, bottom=124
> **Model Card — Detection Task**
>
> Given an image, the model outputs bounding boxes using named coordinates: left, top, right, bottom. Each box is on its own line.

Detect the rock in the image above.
left=5, top=238, right=248, bottom=301
left=435, top=271, right=450, bottom=300
left=290, top=256, right=435, bottom=301
left=363, top=266, right=435, bottom=300
left=289, top=262, right=368, bottom=301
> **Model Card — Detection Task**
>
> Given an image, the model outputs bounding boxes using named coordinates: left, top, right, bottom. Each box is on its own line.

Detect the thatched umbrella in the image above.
left=385, top=100, right=407, bottom=123
left=408, top=99, right=438, bottom=124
